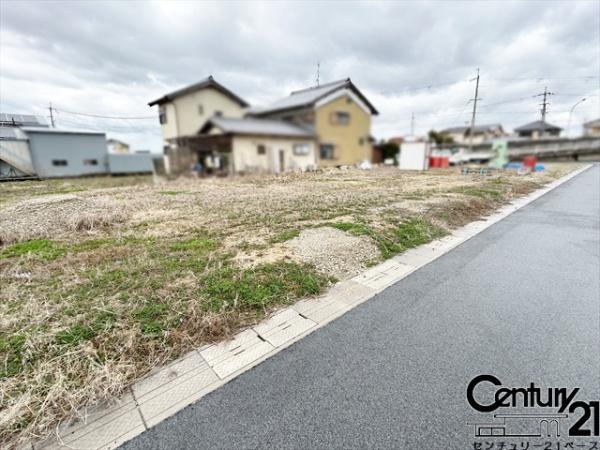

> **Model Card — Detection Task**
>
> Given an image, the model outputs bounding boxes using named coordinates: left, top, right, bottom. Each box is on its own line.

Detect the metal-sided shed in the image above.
left=108, top=153, right=154, bottom=174
left=22, top=127, right=108, bottom=178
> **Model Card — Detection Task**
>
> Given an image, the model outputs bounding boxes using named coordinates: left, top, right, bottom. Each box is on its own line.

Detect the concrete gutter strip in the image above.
left=33, top=164, right=593, bottom=450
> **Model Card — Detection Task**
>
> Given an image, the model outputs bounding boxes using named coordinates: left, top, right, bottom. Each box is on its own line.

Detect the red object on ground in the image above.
left=523, top=155, right=537, bottom=168
left=428, top=156, right=448, bottom=169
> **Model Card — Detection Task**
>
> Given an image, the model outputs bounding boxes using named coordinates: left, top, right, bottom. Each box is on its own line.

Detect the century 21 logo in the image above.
left=467, top=375, right=600, bottom=436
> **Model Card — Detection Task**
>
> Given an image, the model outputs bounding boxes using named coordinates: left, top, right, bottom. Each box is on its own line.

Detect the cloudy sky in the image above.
left=1, top=0, right=599, bottom=152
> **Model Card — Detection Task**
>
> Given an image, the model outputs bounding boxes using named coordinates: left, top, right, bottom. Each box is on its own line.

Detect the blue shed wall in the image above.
left=108, top=153, right=153, bottom=174
left=27, top=132, right=108, bottom=178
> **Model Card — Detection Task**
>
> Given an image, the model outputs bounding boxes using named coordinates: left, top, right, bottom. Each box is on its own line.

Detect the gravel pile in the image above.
left=287, top=227, right=379, bottom=280
left=0, top=194, right=127, bottom=244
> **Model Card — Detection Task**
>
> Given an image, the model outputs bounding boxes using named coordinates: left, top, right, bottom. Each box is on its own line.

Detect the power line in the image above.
left=53, top=108, right=155, bottom=120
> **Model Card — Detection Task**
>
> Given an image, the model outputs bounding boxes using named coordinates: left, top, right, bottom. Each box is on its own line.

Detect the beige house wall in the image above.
left=314, top=94, right=371, bottom=166
left=584, top=125, right=600, bottom=137
left=159, top=88, right=245, bottom=143
left=232, top=136, right=316, bottom=173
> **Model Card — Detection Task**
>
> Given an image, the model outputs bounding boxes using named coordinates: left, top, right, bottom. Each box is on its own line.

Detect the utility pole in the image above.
left=410, top=112, right=415, bottom=136
left=48, top=102, right=55, bottom=128
left=535, top=86, right=554, bottom=122
left=468, top=68, right=481, bottom=153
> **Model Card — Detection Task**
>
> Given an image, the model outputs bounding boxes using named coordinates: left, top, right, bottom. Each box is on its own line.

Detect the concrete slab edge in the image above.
left=32, top=163, right=593, bottom=450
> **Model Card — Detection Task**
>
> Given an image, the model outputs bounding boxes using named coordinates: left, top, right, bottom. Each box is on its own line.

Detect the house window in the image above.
left=52, top=159, right=68, bottom=166
left=84, top=159, right=98, bottom=166
left=257, top=144, right=266, bottom=155
left=293, top=143, right=310, bottom=155
left=331, top=111, right=350, bottom=125
left=214, top=110, right=223, bottom=117
left=198, top=104, right=204, bottom=115
left=319, top=144, right=335, bottom=160
left=159, top=106, right=167, bottom=124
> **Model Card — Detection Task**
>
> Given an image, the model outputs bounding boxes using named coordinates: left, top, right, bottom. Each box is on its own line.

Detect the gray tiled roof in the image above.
left=148, top=76, right=249, bottom=107
left=249, top=78, right=378, bottom=116
left=514, top=120, right=562, bottom=132
left=203, top=116, right=314, bottom=138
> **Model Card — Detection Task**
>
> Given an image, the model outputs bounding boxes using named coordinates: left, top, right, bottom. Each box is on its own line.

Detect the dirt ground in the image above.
left=0, top=164, right=579, bottom=447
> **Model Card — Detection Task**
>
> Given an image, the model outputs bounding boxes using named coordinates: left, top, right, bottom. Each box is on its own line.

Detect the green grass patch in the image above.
left=393, top=218, right=447, bottom=249
left=0, top=239, right=65, bottom=261
left=270, top=229, right=300, bottom=243
left=169, top=237, right=216, bottom=253
left=201, top=262, right=332, bottom=312
left=71, top=239, right=114, bottom=253
left=134, top=303, right=170, bottom=336
left=329, top=218, right=447, bottom=259
left=55, top=324, right=97, bottom=346
left=0, top=334, right=27, bottom=378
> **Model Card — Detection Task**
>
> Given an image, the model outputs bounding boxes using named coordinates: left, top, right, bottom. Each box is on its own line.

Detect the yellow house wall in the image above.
left=314, top=94, right=371, bottom=166
left=232, top=136, right=316, bottom=173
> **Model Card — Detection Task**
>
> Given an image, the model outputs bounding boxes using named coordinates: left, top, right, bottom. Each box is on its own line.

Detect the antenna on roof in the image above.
left=316, top=62, right=320, bottom=87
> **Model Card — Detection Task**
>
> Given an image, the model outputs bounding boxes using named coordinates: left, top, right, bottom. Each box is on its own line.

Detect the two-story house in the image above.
left=148, top=76, right=377, bottom=175
left=248, top=78, right=378, bottom=166
left=148, top=76, right=250, bottom=173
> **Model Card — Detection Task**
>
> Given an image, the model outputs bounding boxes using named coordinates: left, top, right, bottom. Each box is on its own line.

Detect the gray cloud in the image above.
left=1, top=0, right=598, bottom=151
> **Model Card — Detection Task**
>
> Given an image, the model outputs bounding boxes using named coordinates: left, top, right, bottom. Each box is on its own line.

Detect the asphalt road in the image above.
left=122, top=165, right=600, bottom=449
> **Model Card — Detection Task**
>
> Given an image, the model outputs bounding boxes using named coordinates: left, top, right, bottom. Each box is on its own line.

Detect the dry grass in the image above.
left=0, top=164, right=579, bottom=448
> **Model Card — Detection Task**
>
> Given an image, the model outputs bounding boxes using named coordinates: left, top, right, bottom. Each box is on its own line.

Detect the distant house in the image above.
left=249, top=78, right=378, bottom=167
left=107, top=138, right=130, bottom=154
left=440, top=124, right=505, bottom=145
left=514, top=120, right=561, bottom=139
left=149, top=76, right=378, bottom=174
left=583, top=119, right=600, bottom=137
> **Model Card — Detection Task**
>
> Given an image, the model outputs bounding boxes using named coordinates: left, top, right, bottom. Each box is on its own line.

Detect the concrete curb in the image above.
left=33, top=164, right=593, bottom=450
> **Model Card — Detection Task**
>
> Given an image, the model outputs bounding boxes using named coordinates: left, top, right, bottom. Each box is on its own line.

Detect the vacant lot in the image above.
left=0, top=164, right=577, bottom=446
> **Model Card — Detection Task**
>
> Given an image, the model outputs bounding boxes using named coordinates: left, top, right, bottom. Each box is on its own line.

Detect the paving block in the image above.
left=410, top=242, right=450, bottom=259
left=199, top=329, right=274, bottom=379
left=253, top=308, right=316, bottom=347
left=437, top=235, right=465, bottom=249
left=393, top=250, right=432, bottom=268
left=37, top=392, right=145, bottom=450
left=352, top=261, right=414, bottom=292
left=133, top=351, right=220, bottom=427
left=329, top=280, right=378, bottom=307
left=293, top=292, right=348, bottom=323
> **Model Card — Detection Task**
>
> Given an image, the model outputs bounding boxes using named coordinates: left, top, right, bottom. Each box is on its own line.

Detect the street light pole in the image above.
left=567, top=98, right=586, bottom=137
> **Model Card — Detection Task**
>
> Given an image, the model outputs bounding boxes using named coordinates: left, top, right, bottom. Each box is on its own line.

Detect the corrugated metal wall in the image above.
left=27, top=131, right=108, bottom=178
left=108, top=153, right=153, bottom=174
